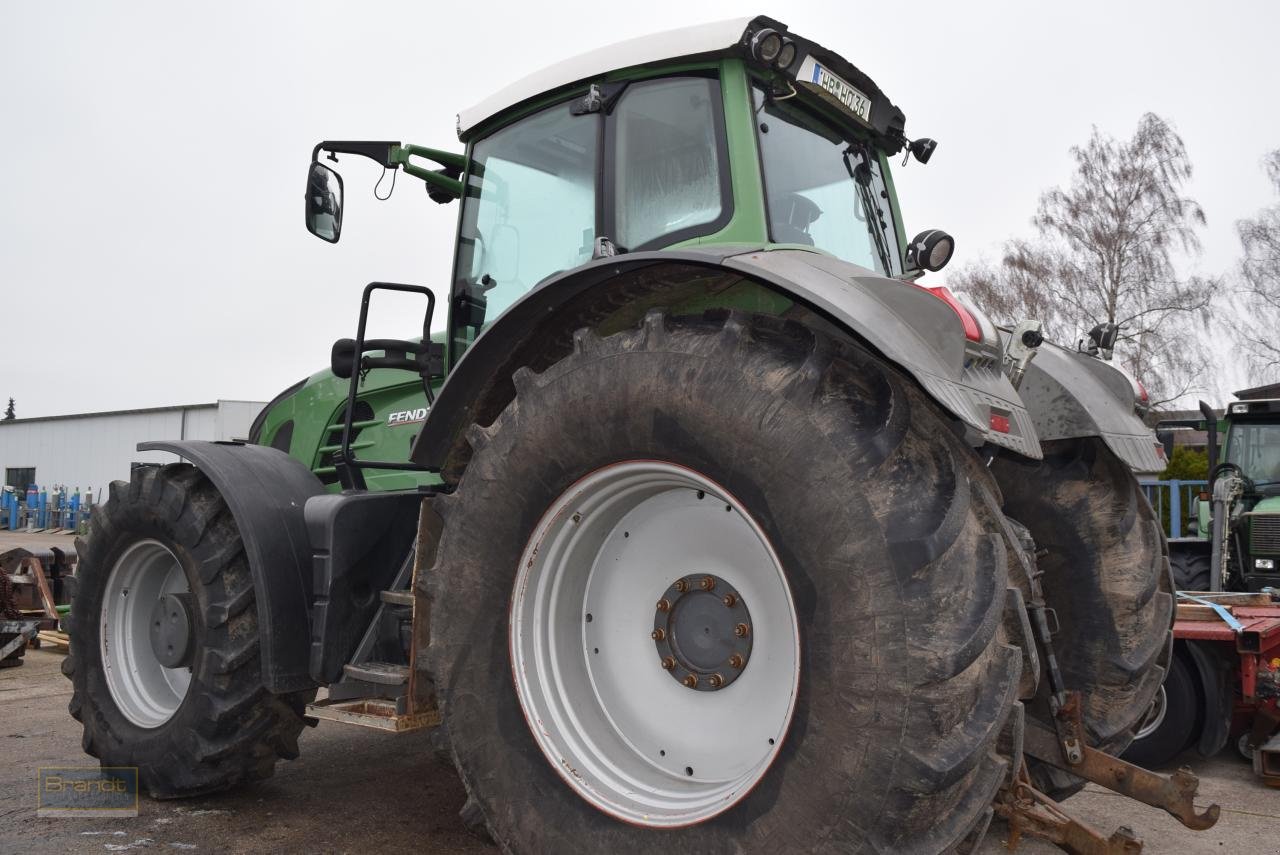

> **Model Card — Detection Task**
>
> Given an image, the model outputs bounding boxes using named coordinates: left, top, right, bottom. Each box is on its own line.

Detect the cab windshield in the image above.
left=753, top=86, right=900, bottom=275
left=1225, top=421, right=1280, bottom=488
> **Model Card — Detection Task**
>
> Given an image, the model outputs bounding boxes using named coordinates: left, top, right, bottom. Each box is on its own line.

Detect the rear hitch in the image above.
left=1023, top=692, right=1220, bottom=832
left=995, top=763, right=1142, bottom=855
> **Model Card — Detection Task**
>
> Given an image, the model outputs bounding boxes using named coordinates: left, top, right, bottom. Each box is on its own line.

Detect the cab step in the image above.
left=305, top=697, right=439, bottom=733
left=342, top=661, right=409, bottom=686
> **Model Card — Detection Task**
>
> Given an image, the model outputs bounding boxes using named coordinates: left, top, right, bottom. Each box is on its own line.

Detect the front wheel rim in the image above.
left=100, top=539, right=193, bottom=728
left=509, top=461, right=800, bottom=827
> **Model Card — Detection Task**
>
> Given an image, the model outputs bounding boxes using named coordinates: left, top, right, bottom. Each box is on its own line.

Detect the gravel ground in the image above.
left=2, top=602, right=1276, bottom=853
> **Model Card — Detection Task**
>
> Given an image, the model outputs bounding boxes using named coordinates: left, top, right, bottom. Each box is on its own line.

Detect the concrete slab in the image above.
left=2, top=648, right=1276, bottom=853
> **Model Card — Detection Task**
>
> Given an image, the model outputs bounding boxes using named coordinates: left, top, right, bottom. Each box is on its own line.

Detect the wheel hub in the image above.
left=149, top=592, right=196, bottom=669
left=100, top=539, right=193, bottom=728
left=653, top=573, right=752, bottom=691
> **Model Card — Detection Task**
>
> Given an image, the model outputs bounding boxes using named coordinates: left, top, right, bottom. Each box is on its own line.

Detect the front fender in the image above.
left=138, top=440, right=325, bottom=693
left=1013, top=340, right=1164, bottom=473
left=413, top=247, right=1042, bottom=477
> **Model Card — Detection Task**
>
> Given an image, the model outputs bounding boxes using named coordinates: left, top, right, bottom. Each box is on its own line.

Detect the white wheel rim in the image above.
left=509, top=461, right=800, bottom=827
left=100, top=539, right=193, bottom=728
left=1135, top=685, right=1167, bottom=740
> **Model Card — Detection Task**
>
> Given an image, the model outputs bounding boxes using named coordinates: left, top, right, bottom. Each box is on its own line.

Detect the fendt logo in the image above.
left=387, top=408, right=429, bottom=427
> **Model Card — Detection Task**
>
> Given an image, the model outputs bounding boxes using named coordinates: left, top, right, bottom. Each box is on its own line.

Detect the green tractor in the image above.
left=65, top=17, right=1216, bottom=852
left=1158, top=398, right=1280, bottom=592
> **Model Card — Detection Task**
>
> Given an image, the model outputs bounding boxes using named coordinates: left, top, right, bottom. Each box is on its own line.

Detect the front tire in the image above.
left=427, top=312, right=1024, bottom=853
left=65, top=464, right=313, bottom=797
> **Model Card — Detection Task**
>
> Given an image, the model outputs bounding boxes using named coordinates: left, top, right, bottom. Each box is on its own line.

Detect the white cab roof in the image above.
left=456, top=17, right=755, bottom=139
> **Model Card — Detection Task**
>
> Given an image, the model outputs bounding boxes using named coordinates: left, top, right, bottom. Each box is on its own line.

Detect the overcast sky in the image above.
left=3, top=0, right=1277, bottom=418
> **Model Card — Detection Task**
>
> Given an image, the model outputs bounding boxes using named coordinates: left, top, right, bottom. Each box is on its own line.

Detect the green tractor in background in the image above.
left=1157, top=398, right=1280, bottom=592
left=63, top=16, right=1219, bottom=853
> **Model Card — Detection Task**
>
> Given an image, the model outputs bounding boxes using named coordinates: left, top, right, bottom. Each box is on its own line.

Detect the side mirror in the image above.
left=305, top=161, right=344, bottom=243
left=906, top=229, right=955, bottom=272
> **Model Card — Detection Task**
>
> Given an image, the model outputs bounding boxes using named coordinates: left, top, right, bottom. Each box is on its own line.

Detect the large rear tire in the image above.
left=426, top=312, right=1025, bottom=853
left=992, top=438, right=1173, bottom=797
left=65, top=463, right=313, bottom=797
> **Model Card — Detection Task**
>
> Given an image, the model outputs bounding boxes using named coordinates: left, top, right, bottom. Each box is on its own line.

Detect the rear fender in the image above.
left=138, top=440, right=325, bottom=693
left=1014, top=340, right=1163, bottom=473
left=413, top=248, right=1042, bottom=480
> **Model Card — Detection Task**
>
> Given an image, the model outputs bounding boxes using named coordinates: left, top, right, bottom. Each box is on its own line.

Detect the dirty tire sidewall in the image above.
left=428, top=313, right=1024, bottom=854
left=992, top=437, right=1173, bottom=798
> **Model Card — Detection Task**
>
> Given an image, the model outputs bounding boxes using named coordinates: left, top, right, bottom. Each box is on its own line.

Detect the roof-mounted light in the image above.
left=750, top=28, right=797, bottom=70
left=751, top=29, right=783, bottom=63
left=776, top=40, right=797, bottom=69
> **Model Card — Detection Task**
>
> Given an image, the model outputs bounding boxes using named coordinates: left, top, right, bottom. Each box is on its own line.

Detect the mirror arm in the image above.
left=391, top=144, right=464, bottom=200
left=397, top=143, right=466, bottom=171
left=311, top=140, right=401, bottom=167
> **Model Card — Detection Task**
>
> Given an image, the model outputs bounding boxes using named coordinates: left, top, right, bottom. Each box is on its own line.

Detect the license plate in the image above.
left=797, top=56, right=872, bottom=123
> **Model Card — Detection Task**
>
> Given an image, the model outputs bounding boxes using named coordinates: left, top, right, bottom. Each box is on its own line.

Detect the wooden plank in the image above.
left=21, top=557, right=59, bottom=619
left=1176, top=603, right=1235, bottom=622
left=37, top=631, right=70, bottom=649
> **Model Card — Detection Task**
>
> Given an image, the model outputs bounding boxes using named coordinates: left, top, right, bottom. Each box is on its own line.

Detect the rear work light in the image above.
left=924, top=286, right=982, bottom=343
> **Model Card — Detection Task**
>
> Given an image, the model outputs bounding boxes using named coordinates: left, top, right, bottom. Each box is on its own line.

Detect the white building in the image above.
left=0, top=400, right=264, bottom=500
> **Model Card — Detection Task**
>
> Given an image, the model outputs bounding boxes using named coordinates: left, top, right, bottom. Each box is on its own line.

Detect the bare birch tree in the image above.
left=952, top=113, right=1214, bottom=406
left=1236, top=150, right=1280, bottom=379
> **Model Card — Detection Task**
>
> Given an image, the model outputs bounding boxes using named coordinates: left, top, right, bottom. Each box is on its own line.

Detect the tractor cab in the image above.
left=1160, top=398, right=1280, bottom=591
left=1222, top=401, right=1280, bottom=490
left=302, top=16, right=952, bottom=363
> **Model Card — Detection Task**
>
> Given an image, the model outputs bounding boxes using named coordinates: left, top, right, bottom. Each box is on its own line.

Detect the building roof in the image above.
left=0, top=401, right=261, bottom=427
left=1237, top=382, right=1280, bottom=400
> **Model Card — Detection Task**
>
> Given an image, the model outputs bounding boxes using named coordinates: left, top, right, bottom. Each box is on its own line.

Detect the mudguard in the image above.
left=413, top=246, right=1042, bottom=474
left=138, top=440, right=326, bottom=694
left=1014, top=339, right=1164, bottom=473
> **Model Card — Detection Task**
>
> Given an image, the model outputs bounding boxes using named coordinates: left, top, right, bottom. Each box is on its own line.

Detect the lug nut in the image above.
left=735, top=623, right=750, bottom=638
left=708, top=674, right=724, bottom=688
left=722, top=593, right=737, bottom=607
left=682, top=674, right=699, bottom=688
left=729, top=654, right=744, bottom=669
left=661, top=657, right=676, bottom=670
left=651, top=628, right=666, bottom=641
left=674, top=579, right=688, bottom=593
left=700, top=575, right=716, bottom=591
left=657, top=598, right=671, bottom=612
left=572, top=512, right=582, bottom=524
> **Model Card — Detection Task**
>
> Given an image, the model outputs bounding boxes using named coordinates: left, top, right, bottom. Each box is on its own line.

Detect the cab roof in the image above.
left=455, top=15, right=907, bottom=149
